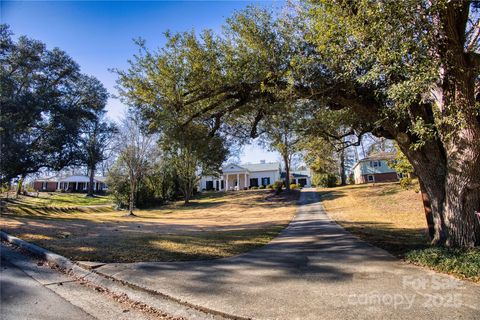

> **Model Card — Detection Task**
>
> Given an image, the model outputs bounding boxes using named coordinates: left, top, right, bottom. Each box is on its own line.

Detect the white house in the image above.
left=199, top=161, right=282, bottom=191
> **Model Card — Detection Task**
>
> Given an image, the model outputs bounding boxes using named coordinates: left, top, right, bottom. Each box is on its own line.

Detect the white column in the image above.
left=225, top=174, right=229, bottom=191
left=57, top=181, right=60, bottom=190
left=244, top=172, right=247, bottom=189
left=94, top=182, right=97, bottom=192
left=236, top=173, right=239, bottom=190
left=75, top=182, right=78, bottom=191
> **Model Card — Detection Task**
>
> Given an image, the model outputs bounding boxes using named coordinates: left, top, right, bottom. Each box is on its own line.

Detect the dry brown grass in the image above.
left=1, top=190, right=299, bottom=262
left=319, top=182, right=430, bottom=256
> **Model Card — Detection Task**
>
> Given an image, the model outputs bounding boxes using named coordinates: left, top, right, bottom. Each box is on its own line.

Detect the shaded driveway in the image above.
left=96, top=189, right=480, bottom=320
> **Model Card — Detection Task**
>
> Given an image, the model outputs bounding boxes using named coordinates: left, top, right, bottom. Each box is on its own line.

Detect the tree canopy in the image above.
left=115, top=1, right=479, bottom=247
left=0, top=25, right=109, bottom=182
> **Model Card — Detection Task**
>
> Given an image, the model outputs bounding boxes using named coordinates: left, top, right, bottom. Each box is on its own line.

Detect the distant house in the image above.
left=200, top=161, right=282, bottom=191
left=32, top=175, right=107, bottom=193
left=199, top=161, right=312, bottom=191
left=280, top=169, right=312, bottom=187
left=352, top=152, right=400, bottom=184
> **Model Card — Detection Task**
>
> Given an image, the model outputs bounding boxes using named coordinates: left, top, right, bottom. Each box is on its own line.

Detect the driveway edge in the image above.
left=0, top=231, right=250, bottom=320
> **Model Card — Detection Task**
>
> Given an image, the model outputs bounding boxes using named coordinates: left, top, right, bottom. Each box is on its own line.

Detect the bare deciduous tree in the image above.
left=116, top=115, right=155, bottom=216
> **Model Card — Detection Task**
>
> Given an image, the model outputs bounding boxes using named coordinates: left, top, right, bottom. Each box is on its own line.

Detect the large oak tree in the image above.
left=116, top=2, right=479, bottom=247
left=1, top=25, right=109, bottom=183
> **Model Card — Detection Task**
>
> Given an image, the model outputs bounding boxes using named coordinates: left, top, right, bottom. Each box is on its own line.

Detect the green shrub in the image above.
left=399, top=177, right=412, bottom=190
left=316, top=173, right=337, bottom=188
left=259, top=185, right=266, bottom=189
left=266, top=184, right=273, bottom=189
left=273, top=180, right=284, bottom=195
left=405, top=247, right=480, bottom=281
left=251, top=186, right=259, bottom=190
left=348, top=174, right=355, bottom=185
left=290, top=183, right=301, bottom=190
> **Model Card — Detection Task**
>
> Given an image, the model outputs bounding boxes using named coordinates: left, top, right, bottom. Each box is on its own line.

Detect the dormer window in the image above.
left=369, top=161, right=381, bottom=167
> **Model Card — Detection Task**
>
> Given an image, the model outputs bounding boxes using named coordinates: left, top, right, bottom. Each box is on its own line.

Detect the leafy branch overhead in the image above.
left=116, top=1, right=480, bottom=248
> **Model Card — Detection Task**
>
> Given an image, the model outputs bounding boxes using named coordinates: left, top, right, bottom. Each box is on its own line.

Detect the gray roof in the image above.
left=241, top=162, right=280, bottom=172
left=281, top=172, right=310, bottom=179
left=360, top=152, right=396, bottom=161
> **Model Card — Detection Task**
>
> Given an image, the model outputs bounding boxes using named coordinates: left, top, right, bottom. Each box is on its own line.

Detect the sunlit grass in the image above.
left=1, top=189, right=299, bottom=262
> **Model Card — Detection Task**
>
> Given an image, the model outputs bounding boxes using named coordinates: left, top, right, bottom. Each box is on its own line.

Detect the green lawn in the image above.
left=18, top=192, right=112, bottom=206
left=1, top=192, right=113, bottom=216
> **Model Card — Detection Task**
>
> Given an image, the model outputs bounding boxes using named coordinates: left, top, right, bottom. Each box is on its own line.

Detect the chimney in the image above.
left=260, top=160, right=266, bottom=164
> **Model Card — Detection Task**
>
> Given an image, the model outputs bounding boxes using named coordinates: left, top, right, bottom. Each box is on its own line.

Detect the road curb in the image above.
left=0, top=231, right=249, bottom=320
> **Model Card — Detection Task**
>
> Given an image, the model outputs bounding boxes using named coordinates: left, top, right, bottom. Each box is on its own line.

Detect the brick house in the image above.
left=32, top=175, right=107, bottom=193
left=352, top=152, right=400, bottom=184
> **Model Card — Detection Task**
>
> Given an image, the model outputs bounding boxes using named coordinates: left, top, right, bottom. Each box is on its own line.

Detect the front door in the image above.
left=206, top=181, right=214, bottom=190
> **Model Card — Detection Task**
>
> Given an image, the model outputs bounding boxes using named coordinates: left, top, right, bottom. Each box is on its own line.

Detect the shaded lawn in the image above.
left=319, top=182, right=429, bottom=256
left=1, top=190, right=299, bottom=262
left=319, top=182, right=479, bottom=282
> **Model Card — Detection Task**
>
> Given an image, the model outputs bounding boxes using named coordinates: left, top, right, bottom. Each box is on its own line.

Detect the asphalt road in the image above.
left=1, top=246, right=95, bottom=320
left=0, top=243, right=162, bottom=320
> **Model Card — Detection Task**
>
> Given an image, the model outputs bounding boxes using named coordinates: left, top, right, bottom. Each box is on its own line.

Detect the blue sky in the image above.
left=2, top=0, right=281, bottom=164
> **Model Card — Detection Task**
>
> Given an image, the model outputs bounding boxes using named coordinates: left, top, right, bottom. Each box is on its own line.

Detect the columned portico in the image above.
left=223, top=171, right=249, bottom=190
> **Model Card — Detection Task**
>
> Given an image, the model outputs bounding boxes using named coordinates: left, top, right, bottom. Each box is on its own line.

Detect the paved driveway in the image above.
left=96, top=189, right=480, bottom=320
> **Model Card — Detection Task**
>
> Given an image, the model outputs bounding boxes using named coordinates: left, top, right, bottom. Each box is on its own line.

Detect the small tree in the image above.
left=80, top=112, right=117, bottom=197
left=115, top=115, right=155, bottom=216
left=163, top=124, right=228, bottom=205
left=259, top=108, right=302, bottom=191
left=387, top=145, right=414, bottom=179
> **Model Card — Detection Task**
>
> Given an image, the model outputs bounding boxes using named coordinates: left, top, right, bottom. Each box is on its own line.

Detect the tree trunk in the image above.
left=283, top=153, right=290, bottom=190
left=16, top=175, right=25, bottom=197
left=389, top=2, right=480, bottom=248
left=418, top=178, right=435, bottom=240
left=398, top=137, right=480, bottom=248
left=128, top=181, right=135, bottom=216
left=339, top=149, right=346, bottom=186
left=87, top=166, right=95, bottom=197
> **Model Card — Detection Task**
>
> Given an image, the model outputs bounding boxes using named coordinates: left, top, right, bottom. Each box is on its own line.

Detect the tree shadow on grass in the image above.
left=333, top=219, right=430, bottom=258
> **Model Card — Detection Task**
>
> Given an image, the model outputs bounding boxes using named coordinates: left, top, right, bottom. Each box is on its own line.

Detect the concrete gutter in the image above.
left=0, top=231, right=247, bottom=320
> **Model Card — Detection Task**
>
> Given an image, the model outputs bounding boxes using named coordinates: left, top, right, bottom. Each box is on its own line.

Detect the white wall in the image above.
left=199, top=170, right=281, bottom=190
left=248, top=170, right=280, bottom=186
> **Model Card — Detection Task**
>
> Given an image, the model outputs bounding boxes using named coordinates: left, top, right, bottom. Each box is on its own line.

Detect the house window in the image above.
left=367, top=175, right=374, bottom=182
left=261, top=177, right=270, bottom=186
left=370, top=161, right=381, bottom=167
left=250, top=178, right=259, bottom=187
